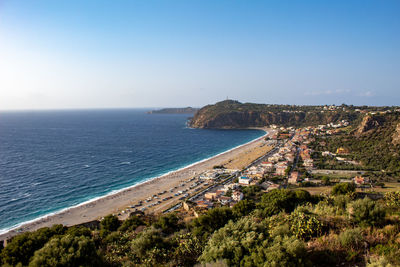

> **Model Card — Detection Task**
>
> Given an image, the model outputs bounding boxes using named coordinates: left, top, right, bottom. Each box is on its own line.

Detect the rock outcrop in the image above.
left=354, top=115, right=382, bottom=137
left=189, top=100, right=358, bottom=129
left=392, top=123, right=400, bottom=145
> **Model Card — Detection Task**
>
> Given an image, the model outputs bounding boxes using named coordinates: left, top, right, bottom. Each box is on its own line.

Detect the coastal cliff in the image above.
left=189, top=100, right=359, bottom=129
left=354, top=115, right=382, bottom=137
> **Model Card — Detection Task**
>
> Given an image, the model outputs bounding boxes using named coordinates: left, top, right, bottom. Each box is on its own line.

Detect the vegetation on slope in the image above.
left=1, top=189, right=400, bottom=267
left=311, top=112, right=400, bottom=174
left=189, top=100, right=361, bottom=128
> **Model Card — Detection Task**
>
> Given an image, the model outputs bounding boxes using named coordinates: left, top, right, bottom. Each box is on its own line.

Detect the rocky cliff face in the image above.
left=189, top=100, right=357, bottom=129
left=354, top=115, right=382, bottom=137
left=392, top=123, right=400, bottom=145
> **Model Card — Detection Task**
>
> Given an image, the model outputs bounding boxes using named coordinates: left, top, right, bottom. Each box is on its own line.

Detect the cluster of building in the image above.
left=182, top=118, right=365, bottom=216
left=186, top=182, right=245, bottom=213
left=199, top=169, right=237, bottom=181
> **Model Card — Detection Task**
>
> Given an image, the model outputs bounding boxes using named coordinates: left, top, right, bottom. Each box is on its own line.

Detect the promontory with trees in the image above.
left=2, top=100, right=400, bottom=267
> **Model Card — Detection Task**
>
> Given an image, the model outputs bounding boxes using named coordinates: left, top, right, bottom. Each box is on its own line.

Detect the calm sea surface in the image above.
left=0, top=109, right=264, bottom=232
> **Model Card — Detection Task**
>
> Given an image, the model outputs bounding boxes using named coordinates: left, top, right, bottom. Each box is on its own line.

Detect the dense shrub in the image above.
left=331, top=183, right=356, bottom=195
left=242, top=185, right=262, bottom=199
left=258, top=189, right=311, bottom=217
left=384, top=191, right=400, bottom=208
left=100, top=215, right=121, bottom=232
left=338, top=228, right=364, bottom=249
left=243, top=235, right=308, bottom=267
left=299, top=181, right=317, bottom=187
left=232, top=199, right=255, bottom=218
left=321, top=176, right=332, bottom=186
left=0, top=224, right=65, bottom=266
left=370, top=243, right=400, bottom=266
left=101, top=231, right=133, bottom=265
left=333, top=194, right=351, bottom=212
left=65, top=226, right=92, bottom=238
left=130, top=227, right=169, bottom=264
left=170, top=233, right=203, bottom=267
left=367, top=256, right=394, bottom=267
left=191, top=207, right=234, bottom=240
left=29, top=234, right=100, bottom=267
left=349, top=198, right=385, bottom=226
left=118, top=215, right=145, bottom=232
left=2, top=181, right=400, bottom=267
left=200, top=216, right=268, bottom=266
left=153, top=213, right=181, bottom=235
left=290, top=208, right=324, bottom=240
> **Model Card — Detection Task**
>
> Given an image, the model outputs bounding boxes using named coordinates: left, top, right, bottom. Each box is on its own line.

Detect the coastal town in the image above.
left=3, top=104, right=396, bottom=243
left=2, top=0, right=400, bottom=264
left=2, top=103, right=400, bottom=266
left=114, top=116, right=376, bottom=220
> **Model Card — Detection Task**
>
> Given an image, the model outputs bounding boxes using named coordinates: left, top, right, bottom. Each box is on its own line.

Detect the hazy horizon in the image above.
left=1, top=0, right=399, bottom=110
left=1, top=100, right=399, bottom=112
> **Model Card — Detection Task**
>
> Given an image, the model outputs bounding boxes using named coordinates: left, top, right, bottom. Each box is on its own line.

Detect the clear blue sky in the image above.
left=1, top=0, right=399, bottom=109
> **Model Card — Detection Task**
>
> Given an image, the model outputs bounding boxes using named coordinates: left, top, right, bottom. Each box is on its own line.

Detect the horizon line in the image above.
left=1, top=102, right=399, bottom=112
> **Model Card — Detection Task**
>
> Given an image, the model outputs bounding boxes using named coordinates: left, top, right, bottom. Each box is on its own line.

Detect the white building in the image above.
left=232, top=191, right=244, bottom=202
left=238, top=176, right=252, bottom=185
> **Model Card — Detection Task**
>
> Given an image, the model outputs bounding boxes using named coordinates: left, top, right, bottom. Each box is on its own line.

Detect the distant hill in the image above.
left=317, top=111, right=400, bottom=172
left=189, top=100, right=360, bottom=128
left=147, top=107, right=199, bottom=114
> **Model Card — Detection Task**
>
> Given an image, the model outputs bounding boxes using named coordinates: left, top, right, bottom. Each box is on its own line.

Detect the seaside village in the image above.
left=118, top=118, right=360, bottom=219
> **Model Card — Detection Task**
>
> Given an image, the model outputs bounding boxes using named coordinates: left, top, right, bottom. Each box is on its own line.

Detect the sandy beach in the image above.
left=0, top=128, right=273, bottom=241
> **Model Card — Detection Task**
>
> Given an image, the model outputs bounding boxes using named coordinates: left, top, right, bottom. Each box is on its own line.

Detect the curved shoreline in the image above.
left=0, top=128, right=268, bottom=240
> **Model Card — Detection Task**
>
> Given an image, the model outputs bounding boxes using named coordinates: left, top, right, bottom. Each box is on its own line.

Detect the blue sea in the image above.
left=0, top=109, right=264, bottom=233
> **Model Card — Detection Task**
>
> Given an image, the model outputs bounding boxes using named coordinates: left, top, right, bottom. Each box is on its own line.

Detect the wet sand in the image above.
left=0, top=128, right=272, bottom=241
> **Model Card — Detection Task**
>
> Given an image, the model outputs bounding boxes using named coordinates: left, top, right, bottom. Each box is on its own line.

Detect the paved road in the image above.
left=163, top=142, right=282, bottom=213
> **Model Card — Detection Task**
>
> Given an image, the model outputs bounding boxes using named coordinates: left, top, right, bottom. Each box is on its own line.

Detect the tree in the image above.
left=29, top=235, right=101, bottom=267
left=321, top=176, right=331, bottom=186
left=1, top=225, right=65, bottom=266
left=100, top=215, right=121, bottom=237
left=191, top=207, right=234, bottom=240
left=153, top=213, right=181, bottom=235
left=258, top=189, right=311, bottom=217
left=331, top=183, right=356, bottom=195
left=200, top=216, right=268, bottom=266
left=118, top=215, right=145, bottom=232
left=130, top=227, right=169, bottom=264
left=242, top=185, right=262, bottom=199
left=232, top=199, right=255, bottom=218
left=65, top=226, right=92, bottom=238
